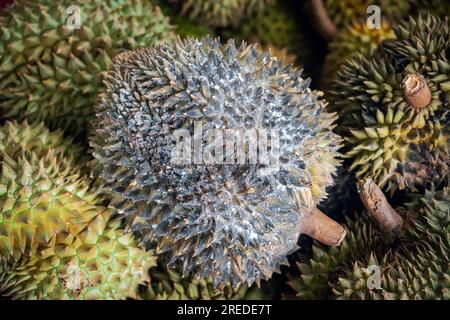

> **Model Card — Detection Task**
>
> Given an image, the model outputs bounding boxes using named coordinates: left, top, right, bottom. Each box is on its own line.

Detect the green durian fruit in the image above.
left=0, top=121, right=155, bottom=299
left=332, top=188, right=450, bottom=300
left=172, top=0, right=275, bottom=28
left=415, top=0, right=450, bottom=17
left=324, top=0, right=412, bottom=29
left=0, top=0, right=174, bottom=140
left=331, top=14, right=450, bottom=193
left=140, top=261, right=249, bottom=300
left=236, top=1, right=311, bottom=69
left=288, top=213, right=384, bottom=299
left=156, top=1, right=215, bottom=39
left=322, top=19, right=395, bottom=87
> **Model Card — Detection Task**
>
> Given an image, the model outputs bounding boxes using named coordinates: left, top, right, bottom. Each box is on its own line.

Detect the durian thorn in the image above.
left=357, top=178, right=404, bottom=237
left=301, top=207, right=346, bottom=246
left=309, top=0, right=337, bottom=41
left=401, top=73, right=432, bottom=109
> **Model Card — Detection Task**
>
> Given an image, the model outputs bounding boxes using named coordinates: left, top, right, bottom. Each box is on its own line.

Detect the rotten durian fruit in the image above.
left=91, top=37, right=345, bottom=289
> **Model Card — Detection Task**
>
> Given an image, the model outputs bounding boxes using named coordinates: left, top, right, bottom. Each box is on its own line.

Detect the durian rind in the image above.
left=0, top=122, right=155, bottom=300
left=91, top=37, right=342, bottom=288
left=0, top=0, right=175, bottom=139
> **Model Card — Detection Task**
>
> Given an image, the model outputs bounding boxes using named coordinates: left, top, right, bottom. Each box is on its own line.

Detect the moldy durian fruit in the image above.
left=0, top=0, right=174, bottom=139
left=0, top=121, right=155, bottom=299
left=331, top=14, right=450, bottom=193
left=140, top=261, right=249, bottom=300
left=91, top=37, right=344, bottom=288
left=171, top=0, right=275, bottom=28
left=324, top=0, right=412, bottom=29
left=332, top=187, right=450, bottom=300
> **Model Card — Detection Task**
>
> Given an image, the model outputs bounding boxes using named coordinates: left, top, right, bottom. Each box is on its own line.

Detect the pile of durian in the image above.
left=0, top=0, right=448, bottom=300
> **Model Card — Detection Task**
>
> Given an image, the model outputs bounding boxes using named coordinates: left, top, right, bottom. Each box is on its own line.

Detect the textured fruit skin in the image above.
left=324, top=0, right=412, bottom=28
left=0, top=121, right=155, bottom=299
left=236, top=1, right=310, bottom=69
left=140, top=261, right=249, bottom=300
left=288, top=213, right=383, bottom=299
left=331, top=15, right=450, bottom=193
left=172, top=0, right=274, bottom=28
left=0, top=0, right=174, bottom=139
left=415, top=0, right=450, bottom=17
left=322, top=20, right=395, bottom=87
left=91, top=37, right=342, bottom=288
left=332, top=188, right=450, bottom=300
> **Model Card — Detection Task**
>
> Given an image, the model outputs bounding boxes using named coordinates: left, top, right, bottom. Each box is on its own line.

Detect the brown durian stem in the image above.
left=301, top=207, right=346, bottom=246
left=358, top=179, right=404, bottom=237
left=309, top=0, right=337, bottom=41
left=401, top=73, right=432, bottom=109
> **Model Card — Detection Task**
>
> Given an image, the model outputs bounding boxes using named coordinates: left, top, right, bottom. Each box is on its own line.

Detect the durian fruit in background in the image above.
left=141, top=261, right=250, bottom=300
left=415, top=0, right=450, bottom=17
left=331, top=187, right=449, bottom=300
left=155, top=0, right=216, bottom=39
left=0, top=121, right=155, bottom=299
left=91, top=37, right=345, bottom=289
left=321, top=19, right=395, bottom=88
left=234, top=0, right=313, bottom=74
left=331, top=14, right=450, bottom=194
left=288, top=213, right=385, bottom=299
left=170, top=0, right=275, bottom=28
left=0, top=0, right=175, bottom=141
left=323, top=0, right=412, bottom=29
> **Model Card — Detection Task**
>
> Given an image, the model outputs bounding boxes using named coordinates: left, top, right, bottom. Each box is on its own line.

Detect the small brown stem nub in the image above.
left=401, top=73, right=432, bottom=109
left=310, top=0, right=337, bottom=41
left=301, top=207, right=346, bottom=246
left=358, top=179, right=404, bottom=237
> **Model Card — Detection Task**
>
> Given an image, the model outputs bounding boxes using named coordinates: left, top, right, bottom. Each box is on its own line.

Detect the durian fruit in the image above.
left=91, top=37, right=344, bottom=288
left=415, top=0, right=450, bottom=17
left=0, top=121, right=155, bottom=299
left=288, top=213, right=384, bottom=299
left=332, top=187, right=450, bottom=300
left=171, top=16, right=215, bottom=39
left=331, top=14, right=450, bottom=193
left=324, top=0, right=412, bottom=29
left=322, top=19, right=395, bottom=87
left=171, top=0, right=275, bottom=28
left=236, top=1, right=311, bottom=69
left=156, top=1, right=215, bottom=39
left=0, top=0, right=174, bottom=140
left=318, top=166, right=363, bottom=219
left=140, top=261, right=249, bottom=300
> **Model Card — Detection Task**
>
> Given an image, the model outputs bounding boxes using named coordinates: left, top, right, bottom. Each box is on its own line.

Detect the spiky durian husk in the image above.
left=415, top=0, right=450, bottom=17
left=288, top=213, right=384, bottom=299
left=0, top=122, right=155, bottom=299
left=322, top=19, right=395, bottom=87
left=332, top=188, right=450, bottom=300
left=156, top=1, right=215, bottom=39
left=331, top=14, right=450, bottom=193
left=140, top=261, right=248, bottom=300
left=0, top=0, right=174, bottom=139
left=324, top=0, right=412, bottom=28
left=236, top=1, right=310, bottom=69
left=0, top=121, right=83, bottom=161
left=172, top=0, right=274, bottom=28
left=91, top=37, right=342, bottom=288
